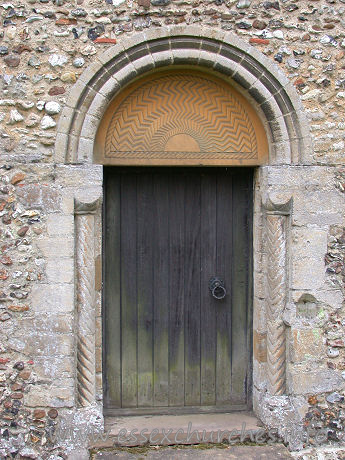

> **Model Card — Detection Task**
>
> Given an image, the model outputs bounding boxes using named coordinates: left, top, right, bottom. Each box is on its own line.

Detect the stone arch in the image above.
left=56, top=26, right=312, bottom=166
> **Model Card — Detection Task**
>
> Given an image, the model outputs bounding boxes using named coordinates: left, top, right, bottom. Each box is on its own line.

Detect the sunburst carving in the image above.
left=104, top=74, right=259, bottom=160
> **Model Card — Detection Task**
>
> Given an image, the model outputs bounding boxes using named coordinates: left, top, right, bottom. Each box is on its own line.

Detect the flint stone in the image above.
left=44, top=101, right=61, bottom=115
left=41, top=115, right=56, bottom=130
left=48, top=54, right=68, bottom=67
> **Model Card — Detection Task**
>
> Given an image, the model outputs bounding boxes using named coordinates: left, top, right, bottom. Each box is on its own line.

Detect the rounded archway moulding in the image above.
left=94, top=70, right=268, bottom=166
left=55, top=26, right=312, bottom=166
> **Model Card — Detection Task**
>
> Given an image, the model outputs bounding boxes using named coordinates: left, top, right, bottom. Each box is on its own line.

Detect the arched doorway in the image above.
left=97, top=70, right=267, bottom=414
left=57, top=27, right=312, bottom=431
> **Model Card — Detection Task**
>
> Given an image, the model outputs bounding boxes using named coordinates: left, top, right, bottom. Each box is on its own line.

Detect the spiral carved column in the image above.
left=75, top=198, right=100, bottom=407
left=263, top=196, right=292, bottom=396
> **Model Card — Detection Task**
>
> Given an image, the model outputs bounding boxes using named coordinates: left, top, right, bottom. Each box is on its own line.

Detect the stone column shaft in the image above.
left=263, top=197, right=292, bottom=396
left=75, top=198, right=100, bottom=407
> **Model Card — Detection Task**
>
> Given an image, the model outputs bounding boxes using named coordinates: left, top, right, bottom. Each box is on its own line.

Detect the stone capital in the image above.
left=262, top=193, right=293, bottom=215
left=74, top=197, right=102, bottom=215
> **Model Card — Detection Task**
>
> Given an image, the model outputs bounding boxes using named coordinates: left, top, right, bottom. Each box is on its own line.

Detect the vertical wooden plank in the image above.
left=246, top=170, right=253, bottom=406
left=215, top=170, right=233, bottom=405
left=231, top=170, right=251, bottom=404
left=153, top=172, right=170, bottom=407
left=200, top=172, right=217, bottom=406
left=137, top=172, right=154, bottom=407
left=168, top=172, right=185, bottom=406
left=121, top=172, right=138, bottom=407
left=184, top=172, right=201, bottom=406
left=104, top=171, right=122, bottom=407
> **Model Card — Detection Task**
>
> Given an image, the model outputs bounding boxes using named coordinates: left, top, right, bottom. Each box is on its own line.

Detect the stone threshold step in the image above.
left=90, top=412, right=283, bottom=449
left=92, top=445, right=293, bottom=459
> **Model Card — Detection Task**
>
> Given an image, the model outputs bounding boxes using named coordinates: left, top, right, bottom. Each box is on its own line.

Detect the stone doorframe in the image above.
left=55, top=26, right=312, bottom=435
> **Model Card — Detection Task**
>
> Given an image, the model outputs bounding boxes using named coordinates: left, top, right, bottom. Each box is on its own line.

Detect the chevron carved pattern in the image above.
left=266, top=214, right=287, bottom=396
left=76, top=213, right=96, bottom=407
left=104, top=74, right=259, bottom=159
left=266, top=215, right=286, bottom=321
left=267, top=320, right=286, bottom=396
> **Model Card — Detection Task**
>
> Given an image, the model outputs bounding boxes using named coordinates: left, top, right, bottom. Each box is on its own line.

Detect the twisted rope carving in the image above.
left=76, top=214, right=95, bottom=407
left=266, top=214, right=287, bottom=395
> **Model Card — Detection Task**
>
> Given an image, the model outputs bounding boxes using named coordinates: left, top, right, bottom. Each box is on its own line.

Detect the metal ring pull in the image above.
left=209, top=277, right=227, bottom=300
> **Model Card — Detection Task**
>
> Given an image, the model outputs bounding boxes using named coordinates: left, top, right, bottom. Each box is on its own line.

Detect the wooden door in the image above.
left=103, top=167, right=252, bottom=415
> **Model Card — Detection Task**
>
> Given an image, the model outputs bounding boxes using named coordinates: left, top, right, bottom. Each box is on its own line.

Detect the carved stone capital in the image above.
left=262, top=194, right=293, bottom=215
left=74, top=197, right=102, bottom=215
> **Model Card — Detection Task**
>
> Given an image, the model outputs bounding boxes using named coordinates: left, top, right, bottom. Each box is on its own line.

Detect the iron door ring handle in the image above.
left=209, top=277, right=227, bottom=300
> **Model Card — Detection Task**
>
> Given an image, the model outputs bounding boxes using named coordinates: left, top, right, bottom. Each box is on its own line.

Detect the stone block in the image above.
left=266, top=166, right=334, bottom=190
left=131, top=54, right=155, bottom=73
left=292, top=257, right=326, bottom=291
left=312, top=289, right=344, bottom=310
left=95, top=255, right=102, bottom=292
left=95, top=317, right=102, bottom=349
left=172, top=48, right=199, bottom=65
left=47, top=215, right=74, bottom=236
left=19, top=314, right=74, bottom=334
left=292, top=190, right=345, bottom=227
left=16, top=184, right=61, bottom=212
left=96, top=42, right=126, bottom=66
left=23, top=333, right=74, bottom=357
left=114, top=63, right=137, bottom=88
left=32, top=356, right=74, bottom=379
left=96, top=375, right=103, bottom=398
left=291, top=227, right=328, bottom=290
left=77, top=59, right=105, bottom=86
left=170, top=25, right=204, bottom=39
left=67, top=449, right=90, bottom=460
left=198, top=49, right=216, bottom=68
left=289, top=369, right=344, bottom=395
left=37, top=237, right=74, bottom=259
left=31, top=284, right=74, bottom=313
left=56, top=165, right=103, bottom=187
left=56, top=107, right=75, bottom=133
left=86, top=92, right=108, bottom=121
left=67, top=133, right=80, bottom=163
left=46, top=258, right=74, bottom=284
left=289, top=328, right=324, bottom=363
left=152, top=50, right=173, bottom=68
left=25, top=386, right=51, bottom=407
left=253, top=270, right=266, bottom=299
left=95, top=347, right=102, bottom=374
left=61, top=191, right=75, bottom=214
left=80, top=114, right=102, bottom=141
left=214, top=55, right=239, bottom=77
left=253, top=329, right=267, bottom=363
left=54, top=133, right=69, bottom=164
left=269, top=114, right=290, bottom=144
left=26, top=384, right=74, bottom=408
left=98, top=76, right=121, bottom=101
left=253, top=298, right=266, bottom=332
